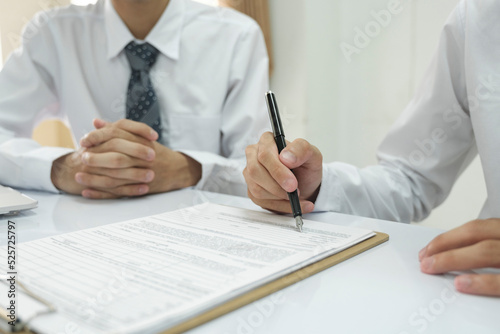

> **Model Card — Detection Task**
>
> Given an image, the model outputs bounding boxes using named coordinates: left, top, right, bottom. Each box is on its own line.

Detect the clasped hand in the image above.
left=51, top=119, right=201, bottom=198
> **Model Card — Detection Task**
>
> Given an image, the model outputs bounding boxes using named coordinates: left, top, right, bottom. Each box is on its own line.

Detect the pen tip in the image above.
left=295, top=216, right=303, bottom=233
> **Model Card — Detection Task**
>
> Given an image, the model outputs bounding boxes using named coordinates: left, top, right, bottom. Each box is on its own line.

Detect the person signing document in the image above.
left=243, top=0, right=500, bottom=297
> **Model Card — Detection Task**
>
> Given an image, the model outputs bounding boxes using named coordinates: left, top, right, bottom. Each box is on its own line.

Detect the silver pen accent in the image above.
left=295, top=216, right=303, bottom=233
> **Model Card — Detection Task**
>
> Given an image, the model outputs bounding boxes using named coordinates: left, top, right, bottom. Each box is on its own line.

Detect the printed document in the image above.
left=0, top=203, right=375, bottom=334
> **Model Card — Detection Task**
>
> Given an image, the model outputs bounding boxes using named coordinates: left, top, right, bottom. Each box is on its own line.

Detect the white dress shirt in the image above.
left=315, top=0, right=500, bottom=222
left=0, top=0, right=269, bottom=196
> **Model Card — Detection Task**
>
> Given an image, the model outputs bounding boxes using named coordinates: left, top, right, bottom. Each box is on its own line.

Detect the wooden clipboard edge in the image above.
left=161, top=231, right=389, bottom=334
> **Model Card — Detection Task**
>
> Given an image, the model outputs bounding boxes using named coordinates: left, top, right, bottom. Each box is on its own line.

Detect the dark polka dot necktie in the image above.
left=124, top=41, right=162, bottom=140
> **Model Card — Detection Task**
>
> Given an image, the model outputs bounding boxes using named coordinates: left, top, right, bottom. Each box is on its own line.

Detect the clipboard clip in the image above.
left=0, top=280, right=56, bottom=333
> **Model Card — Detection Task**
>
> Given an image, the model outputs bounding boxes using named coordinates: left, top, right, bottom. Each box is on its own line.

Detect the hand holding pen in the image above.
left=265, top=91, right=304, bottom=231
left=243, top=91, right=324, bottom=231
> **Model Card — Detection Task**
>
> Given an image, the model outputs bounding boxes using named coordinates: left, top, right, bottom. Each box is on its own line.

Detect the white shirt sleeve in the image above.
left=315, top=2, right=476, bottom=223
left=0, top=15, right=73, bottom=192
left=179, top=21, right=270, bottom=197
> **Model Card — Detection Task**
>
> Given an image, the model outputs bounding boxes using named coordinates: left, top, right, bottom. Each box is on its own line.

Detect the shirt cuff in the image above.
left=177, top=149, right=218, bottom=189
left=177, top=149, right=247, bottom=197
left=313, top=163, right=341, bottom=212
left=23, top=146, right=74, bottom=193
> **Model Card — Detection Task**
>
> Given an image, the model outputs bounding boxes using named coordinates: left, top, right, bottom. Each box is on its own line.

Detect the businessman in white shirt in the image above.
left=244, top=0, right=500, bottom=296
left=0, top=0, right=269, bottom=198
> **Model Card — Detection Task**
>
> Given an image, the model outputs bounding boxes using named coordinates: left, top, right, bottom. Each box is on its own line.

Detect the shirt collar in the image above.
left=105, top=0, right=184, bottom=60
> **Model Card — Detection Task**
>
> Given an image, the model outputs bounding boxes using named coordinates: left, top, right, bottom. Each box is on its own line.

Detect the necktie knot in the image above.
left=125, top=41, right=159, bottom=72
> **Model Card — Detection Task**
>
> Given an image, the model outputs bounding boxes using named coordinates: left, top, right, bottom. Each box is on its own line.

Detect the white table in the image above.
left=1, top=188, right=498, bottom=334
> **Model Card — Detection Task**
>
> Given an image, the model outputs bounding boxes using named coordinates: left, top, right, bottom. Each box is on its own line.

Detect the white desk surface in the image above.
left=1, top=188, right=498, bottom=334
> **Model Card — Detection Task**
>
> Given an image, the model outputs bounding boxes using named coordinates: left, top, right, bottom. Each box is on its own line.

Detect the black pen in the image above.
left=265, top=91, right=304, bottom=232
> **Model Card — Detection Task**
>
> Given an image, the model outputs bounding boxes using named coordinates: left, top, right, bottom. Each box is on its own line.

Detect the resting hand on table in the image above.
left=243, top=132, right=323, bottom=214
left=50, top=119, right=157, bottom=197
left=419, top=218, right=500, bottom=296
left=51, top=119, right=201, bottom=199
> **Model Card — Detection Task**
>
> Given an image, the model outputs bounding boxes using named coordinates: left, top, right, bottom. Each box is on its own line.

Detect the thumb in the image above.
left=93, top=118, right=109, bottom=129
left=279, top=139, right=321, bottom=170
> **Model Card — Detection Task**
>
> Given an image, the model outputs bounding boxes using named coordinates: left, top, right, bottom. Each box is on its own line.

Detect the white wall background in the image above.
left=269, top=0, right=487, bottom=230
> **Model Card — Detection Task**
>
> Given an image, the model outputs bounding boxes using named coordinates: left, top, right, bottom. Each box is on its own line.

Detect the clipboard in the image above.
left=1, top=232, right=388, bottom=334
left=162, top=231, right=389, bottom=334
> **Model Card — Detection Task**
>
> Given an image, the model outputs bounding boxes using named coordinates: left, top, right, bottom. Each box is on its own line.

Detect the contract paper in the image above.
left=0, top=203, right=375, bottom=334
